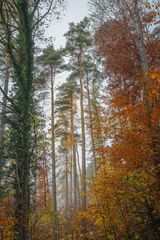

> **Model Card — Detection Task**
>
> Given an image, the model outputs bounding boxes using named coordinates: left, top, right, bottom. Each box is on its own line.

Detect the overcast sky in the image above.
left=41, top=0, right=90, bottom=116
left=45, top=0, right=89, bottom=49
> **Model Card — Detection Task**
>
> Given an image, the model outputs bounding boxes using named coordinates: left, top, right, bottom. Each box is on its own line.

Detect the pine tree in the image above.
left=64, top=18, right=92, bottom=214
left=56, top=74, right=79, bottom=210
left=37, top=44, right=64, bottom=240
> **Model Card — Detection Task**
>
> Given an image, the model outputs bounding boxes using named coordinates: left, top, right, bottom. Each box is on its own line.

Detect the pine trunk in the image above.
left=65, top=150, right=69, bottom=216
left=50, top=66, right=58, bottom=240
left=86, top=74, right=97, bottom=178
left=78, top=47, right=86, bottom=210
left=0, top=63, right=9, bottom=193
left=71, top=95, right=77, bottom=209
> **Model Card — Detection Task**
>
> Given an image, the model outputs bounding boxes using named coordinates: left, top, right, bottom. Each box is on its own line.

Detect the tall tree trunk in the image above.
left=92, top=87, right=104, bottom=161
left=42, top=155, right=47, bottom=209
left=64, top=147, right=69, bottom=238
left=15, top=109, right=31, bottom=240
left=86, top=74, right=97, bottom=178
left=65, top=150, right=69, bottom=216
left=14, top=1, right=33, bottom=238
left=133, top=0, right=149, bottom=109
left=70, top=152, right=73, bottom=206
left=76, top=143, right=82, bottom=209
left=78, top=47, right=88, bottom=238
left=44, top=152, right=50, bottom=200
left=76, top=143, right=82, bottom=180
left=64, top=121, right=69, bottom=217
left=70, top=95, right=77, bottom=209
left=0, top=62, right=9, bottom=194
left=78, top=47, right=86, bottom=210
left=50, top=66, right=58, bottom=240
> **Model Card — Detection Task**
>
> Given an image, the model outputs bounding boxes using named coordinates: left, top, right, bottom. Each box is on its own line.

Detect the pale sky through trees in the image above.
left=43, top=0, right=89, bottom=87
left=45, top=0, right=89, bottom=48
left=41, top=0, right=89, bottom=130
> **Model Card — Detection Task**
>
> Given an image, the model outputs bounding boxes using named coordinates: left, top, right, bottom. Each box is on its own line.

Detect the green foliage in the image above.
left=38, top=44, right=64, bottom=69
left=64, top=17, right=92, bottom=53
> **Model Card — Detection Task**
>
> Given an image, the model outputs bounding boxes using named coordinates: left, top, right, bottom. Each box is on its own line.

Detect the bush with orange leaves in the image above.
left=79, top=147, right=160, bottom=239
left=0, top=197, right=15, bottom=240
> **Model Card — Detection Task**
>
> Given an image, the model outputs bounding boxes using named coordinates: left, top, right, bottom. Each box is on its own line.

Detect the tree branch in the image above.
left=31, top=0, right=41, bottom=19
left=0, top=101, right=22, bottom=120
left=0, top=86, right=20, bottom=114
left=33, top=0, right=55, bottom=28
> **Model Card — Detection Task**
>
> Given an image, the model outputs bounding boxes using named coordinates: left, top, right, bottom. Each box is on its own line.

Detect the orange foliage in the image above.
left=0, top=198, right=15, bottom=240
left=80, top=7, right=160, bottom=240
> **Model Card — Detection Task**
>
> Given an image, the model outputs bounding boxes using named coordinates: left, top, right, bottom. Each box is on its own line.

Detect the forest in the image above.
left=0, top=0, right=160, bottom=239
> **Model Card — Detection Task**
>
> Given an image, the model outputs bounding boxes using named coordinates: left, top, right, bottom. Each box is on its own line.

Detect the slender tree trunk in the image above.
left=71, top=95, right=77, bottom=209
left=50, top=66, right=58, bottom=240
left=78, top=47, right=88, bottom=238
left=64, top=147, right=69, bottom=238
left=133, top=0, right=149, bottom=108
left=65, top=150, right=69, bottom=216
left=76, top=143, right=82, bottom=208
left=42, top=156, right=47, bottom=209
left=92, top=88, right=104, bottom=160
left=70, top=152, right=73, bottom=206
left=0, top=62, right=9, bottom=194
left=44, top=153, right=50, bottom=200
left=86, top=74, right=97, bottom=178
left=78, top=47, right=86, bottom=210
left=65, top=120, right=69, bottom=217
left=76, top=143, right=82, bottom=180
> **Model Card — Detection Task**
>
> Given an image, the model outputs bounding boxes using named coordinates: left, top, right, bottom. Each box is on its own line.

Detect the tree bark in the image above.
left=0, top=62, right=9, bottom=193
left=78, top=47, right=88, bottom=239
left=132, top=0, right=149, bottom=108
left=14, top=1, right=33, bottom=238
left=70, top=94, right=78, bottom=209
left=65, top=150, right=69, bottom=215
left=86, top=73, right=97, bottom=178
left=78, top=47, right=86, bottom=210
left=76, top=143, right=82, bottom=209
left=50, top=66, right=58, bottom=240
left=92, top=87, right=104, bottom=160
left=70, top=152, right=73, bottom=206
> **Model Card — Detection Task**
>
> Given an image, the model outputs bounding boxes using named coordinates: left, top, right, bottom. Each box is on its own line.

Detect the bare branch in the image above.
left=0, top=86, right=20, bottom=114
left=33, top=0, right=55, bottom=28
left=31, top=0, right=41, bottom=18
left=0, top=101, right=22, bottom=120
